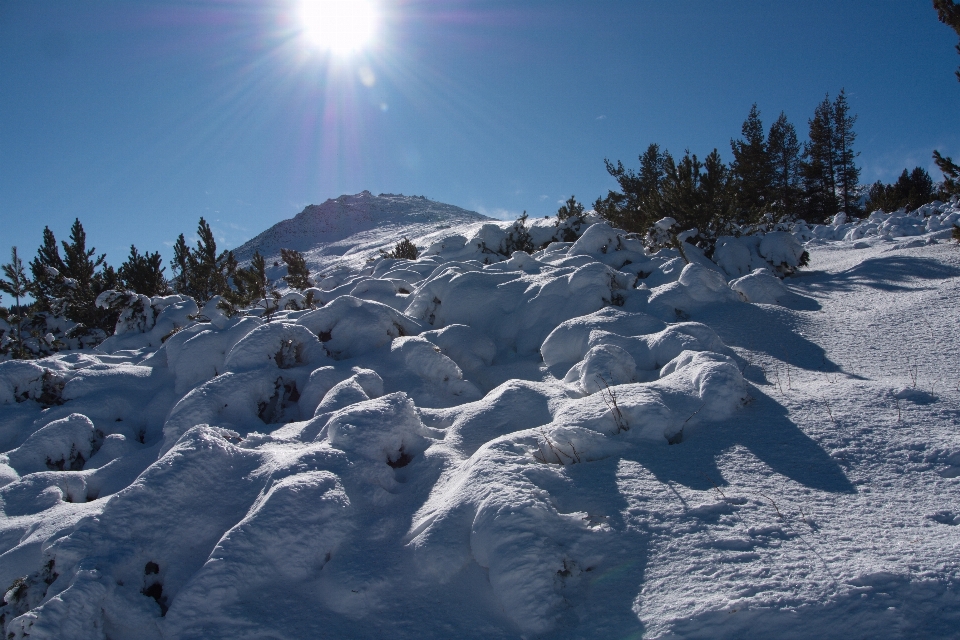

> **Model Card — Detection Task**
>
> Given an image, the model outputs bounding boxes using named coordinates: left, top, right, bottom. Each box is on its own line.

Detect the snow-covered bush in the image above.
left=297, top=295, right=422, bottom=360
left=6, top=413, right=102, bottom=475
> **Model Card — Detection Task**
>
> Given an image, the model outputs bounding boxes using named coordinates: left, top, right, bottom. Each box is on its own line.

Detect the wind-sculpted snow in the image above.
left=2, top=199, right=960, bottom=638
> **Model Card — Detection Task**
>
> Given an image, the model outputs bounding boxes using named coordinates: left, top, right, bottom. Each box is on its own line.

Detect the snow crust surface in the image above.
left=2, top=193, right=960, bottom=638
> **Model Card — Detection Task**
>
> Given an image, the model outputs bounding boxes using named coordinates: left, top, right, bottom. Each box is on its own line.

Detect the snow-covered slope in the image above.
left=1, top=203, right=960, bottom=639
left=231, top=191, right=491, bottom=272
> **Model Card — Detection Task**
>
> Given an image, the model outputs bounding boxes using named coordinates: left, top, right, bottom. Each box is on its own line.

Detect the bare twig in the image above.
left=533, top=429, right=581, bottom=465
left=772, top=367, right=784, bottom=396
left=782, top=349, right=792, bottom=390
left=756, top=490, right=784, bottom=520
left=596, top=375, right=629, bottom=433
left=819, top=395, right=837, bottom=426
left=702, top=472, right=745, bottom=525
left=756, top=492, right=837, bottom=587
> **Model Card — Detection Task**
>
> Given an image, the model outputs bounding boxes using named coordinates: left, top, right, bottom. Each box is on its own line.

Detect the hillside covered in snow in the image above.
left=1, top=197, right=960, bottom=639
left=231, top=191, right=492, bottom=274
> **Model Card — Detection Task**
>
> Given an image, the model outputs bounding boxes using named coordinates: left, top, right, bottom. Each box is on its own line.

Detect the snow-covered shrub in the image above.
left=729, top=268, right=790, bottom=304
left=163, top=317, right=262, bottom=395
left=312, top=370, right=384, bottom=417
left=465, top=223, right=508, bottom=257
left=163, top=470, right=352, bottom=635
left=421, top=324, right=496, bottom=371
left=540, top=308, right=665, bottom=368
left=95, top=291, right=198, bottom=353
left=758, top=231, right=809, bottom=274
left=563, top=343, right=637, bottom=394
left=647, top=262, right=740, bottom=316
left=713, top=232, right=808, bottom=278
left=6, top=413, right=102, bottom=475
left=0, top=361, right=65, bottom=406
left=297, top=295, right=422, bottom=360
left=389, top=336, right=482, bottom=405
left=222, top=322, right=327, bottom=373
left=323, top=392, right=432, bottom=481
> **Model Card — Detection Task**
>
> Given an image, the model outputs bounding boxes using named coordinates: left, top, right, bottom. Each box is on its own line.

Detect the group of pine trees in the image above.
left=0, top=218, right=318, bottom=358
left=593, top=89, right=951, bottom=252
left=595, top=92, right=860, bottom=241
left=933, top=1, right=960, bottom=201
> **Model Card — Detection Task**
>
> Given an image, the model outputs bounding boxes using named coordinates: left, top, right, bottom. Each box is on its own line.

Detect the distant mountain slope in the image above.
left=231, top=191, right=492, bottom=272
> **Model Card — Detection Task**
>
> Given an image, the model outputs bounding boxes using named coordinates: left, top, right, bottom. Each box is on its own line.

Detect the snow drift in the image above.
left=2, top=193, right=960, bottom=639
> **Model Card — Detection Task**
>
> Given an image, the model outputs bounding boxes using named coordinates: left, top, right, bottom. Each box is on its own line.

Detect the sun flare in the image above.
left=299, top=0, right=378, bottom=56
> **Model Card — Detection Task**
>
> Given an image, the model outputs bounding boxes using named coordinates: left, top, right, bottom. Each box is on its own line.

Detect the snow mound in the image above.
left=6, top=414, right=101, bottom=475
left=5, top=195, right=960, bottom=638
left=729, top=268, right=790, bottom=304
left=297, top=295, right=422, bottom=360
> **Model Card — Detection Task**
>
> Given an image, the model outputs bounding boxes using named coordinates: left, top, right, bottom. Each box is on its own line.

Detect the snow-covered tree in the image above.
left=0, top=247, right=32, bottom=358
left=170, top=218, right=236, bottom=303
left=118, top=245, right=167, bottom=296
left=280, top=248, right=313, bottom=290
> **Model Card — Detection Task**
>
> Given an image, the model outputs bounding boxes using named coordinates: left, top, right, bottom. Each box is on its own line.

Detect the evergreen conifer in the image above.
left=934, top=151, right=960, bottom=196
left=119, top=246, right=167, bottom=296
left=29, top=226, right=67, bottom=313
left=29, top=219, right=116, bottom=331
left=867, top=167, right=936, bottom=212
left=169, top=219, right=236, bottom=302
left=280, top=248, right=313, bottom=290
left=0, top=247, right=33, bottom=358
left=729, top=104, right=771, bottom=222
left=801, top=95, right=839, bottom=222
left=832, top=90, right=861, bottom=217
left=594, top=144, right=667, bottom=233
left=228, top=251, right=272, bottom=308
left=767, top=112, right=802, bottom=219
left=557, top=195, right=585, bottom=222
left=935, top=0, right=960, bottom=80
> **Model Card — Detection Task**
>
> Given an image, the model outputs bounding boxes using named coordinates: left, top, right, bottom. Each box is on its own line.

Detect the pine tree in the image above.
left=385, top=237, right=419, bottom=260
left=170, top=234, right=191, bottom=295
left=29, top=226, right=67, bottom=313
left=118, top=245, right=167, bottom=296
left=193, top=218, right=234, bottom=301
left=932, top=3, right=960, bottom=196
left=907, top=166, right=935, bottom=209
left=935, top=0, right=960, bottom=81
left=0, top=247, right=33, bottom=358
left=832, top=89, right=861, bottom=217
left=766, top=112, right=802, bottom=219
left=557, top=195, right=585, bottom=222
left=867, top=167, right=936, bottom=212
left=729, top=104, right=771, bottom=222
left=661, top=150, right=706, bottom=231
left=61, top=219, right=116, bottom=330
left=29, top=219, right=115, bottom=330
left=934, top=150, right=960, bottom=195
left=594, top=143, right=667, bottom=233
left=801, top=95, right=839, bottom=222
left=170, top=219, right=236, bottom=302
left=503, top=213, right=534, bottom=254
left=700, top=149, right=733, bottom=232
left=280, top=248, right=312, bottom=290
left=228, top=251, right=271, bottom=307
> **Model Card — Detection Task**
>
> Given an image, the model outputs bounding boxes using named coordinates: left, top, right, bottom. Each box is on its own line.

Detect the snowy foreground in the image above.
left=2, top=197, right=960, bottom=638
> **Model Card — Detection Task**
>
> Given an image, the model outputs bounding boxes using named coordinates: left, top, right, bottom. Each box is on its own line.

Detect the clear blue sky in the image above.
left=2, top=0, right=958, bottom=266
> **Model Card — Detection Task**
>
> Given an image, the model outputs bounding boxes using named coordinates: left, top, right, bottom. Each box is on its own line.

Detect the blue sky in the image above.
left=1, top=0, right=958, bottom=265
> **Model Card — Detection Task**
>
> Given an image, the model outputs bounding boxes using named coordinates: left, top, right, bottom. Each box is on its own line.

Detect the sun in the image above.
left=298, top=0, right=379, bottom=56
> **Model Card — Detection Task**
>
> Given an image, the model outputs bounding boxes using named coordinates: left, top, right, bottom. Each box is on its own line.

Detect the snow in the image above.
left=2, top=193, right=960, bottom=638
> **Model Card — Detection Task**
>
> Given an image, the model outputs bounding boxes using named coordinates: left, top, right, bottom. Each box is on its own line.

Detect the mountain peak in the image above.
left=231, top=192, right=491, bottom=269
